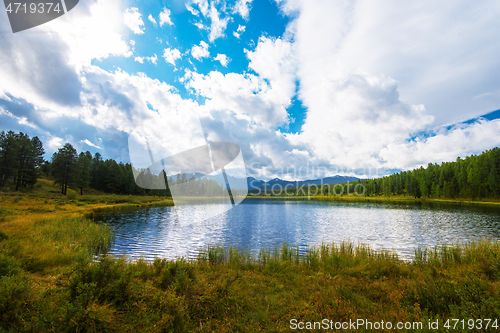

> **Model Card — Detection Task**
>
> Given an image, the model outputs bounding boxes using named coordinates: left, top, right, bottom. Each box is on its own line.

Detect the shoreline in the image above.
left=246, top=194, right=500, bottom=207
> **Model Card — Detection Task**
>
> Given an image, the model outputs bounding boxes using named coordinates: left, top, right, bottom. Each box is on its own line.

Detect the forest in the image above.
left=270, top=148, right=500, bottom=201
left=0, top=130, right=225, bottom=197
left=350, top=147, right=500, bottom=200
left=2, top=130, right=500, bottom=201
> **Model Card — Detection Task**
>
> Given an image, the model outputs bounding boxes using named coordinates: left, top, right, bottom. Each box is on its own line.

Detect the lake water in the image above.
left=94, top=198, right=500, bottom=261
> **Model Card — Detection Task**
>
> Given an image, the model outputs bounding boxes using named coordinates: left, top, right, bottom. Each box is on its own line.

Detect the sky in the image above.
left=1, top=0, right=500, bottom=180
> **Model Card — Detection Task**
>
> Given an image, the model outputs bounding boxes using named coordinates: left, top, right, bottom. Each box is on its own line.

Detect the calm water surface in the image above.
left=94, top=199, right=500, bottom=261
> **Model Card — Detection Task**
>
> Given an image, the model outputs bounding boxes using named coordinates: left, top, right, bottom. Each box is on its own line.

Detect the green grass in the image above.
left=250, top=193, right=500, bottom=208
left=1, top=179, right=500, bottom=331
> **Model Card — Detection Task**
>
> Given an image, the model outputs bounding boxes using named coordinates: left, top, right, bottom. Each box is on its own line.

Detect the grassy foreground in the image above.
left=1, top=181, right=500, bottom=332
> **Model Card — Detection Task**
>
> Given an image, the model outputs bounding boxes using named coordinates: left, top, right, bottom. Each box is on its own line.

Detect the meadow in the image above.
left=1, top=179, right=499, bottom=332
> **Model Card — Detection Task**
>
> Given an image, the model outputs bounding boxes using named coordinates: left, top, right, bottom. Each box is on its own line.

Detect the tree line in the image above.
left=3, top=130, right=499, bottom=200
left=356, top=147, right=500, bottom=199
left=1, top=131, right=226, bottom=197
left=287, top=147, right=500, bottom=200
left=0, top=131, right=44, bottom=191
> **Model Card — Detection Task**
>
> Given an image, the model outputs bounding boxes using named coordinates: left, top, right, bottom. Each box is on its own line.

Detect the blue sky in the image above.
left=1, top=0, right=500, bottom=180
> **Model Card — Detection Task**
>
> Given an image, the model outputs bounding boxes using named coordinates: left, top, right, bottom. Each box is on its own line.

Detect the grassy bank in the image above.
left=1, top=181, right=500, bottom=331
left=249, top=193, right=500, bottom=207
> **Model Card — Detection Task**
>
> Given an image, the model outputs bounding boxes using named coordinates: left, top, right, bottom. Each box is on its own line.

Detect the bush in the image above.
left=69, top=257, right=132, bottom=306
left=0, top=274, right=33, bottom=330
left=0, top=253, right=22, bottom=277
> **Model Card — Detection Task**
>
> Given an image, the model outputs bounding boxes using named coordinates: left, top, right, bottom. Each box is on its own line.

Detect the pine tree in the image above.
left=51, top=143, right=77, bottom=195
left=75, top=151, right=92, bottom=195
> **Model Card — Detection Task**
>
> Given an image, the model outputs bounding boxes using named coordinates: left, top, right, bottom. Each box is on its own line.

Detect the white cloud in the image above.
left=135, top=54, right=158, bottom=65
left=233, top=24, right=245, bottom=38
left=148, top=14, right=157, bottom=26
left=191, top=41, right=210, bottom=60
left=2, top=0, right=500, bottom=180
left=194, top=22, right=205, bottom=30
left=124, top=7, right=145, bottom=34
left=187, top=0, right=209, bottom=17
left=0, top=0, right=132, bottom=119
left=379, top=119, right=500, bottom=170
left=297, top=71, right=435, bottom=171
left=81, top=139, right=102, bottom=149
left=233, top=0, right=253, bottom=20
left=261, top=0, right=500, bottom=175
left=186, top=3, right=199, bottom=16
left=214, top=54, right=229, bottom=67
left=78, top=67, right=207, bottom=161
left=159, top=7, right=174, bottom=27
left=245, top=36, right=297, bottom=109
left=208, top=5, right=229, bottom=42
left=0, top=107, right=39, bottom=130
left=0, top=0, right=205, bottom=163
left=284, top=0, right=500, bottom=125
left=47, top=137, right=64, bottom=150
left=163, top=48, right=182, bottom=66
left=184, top=70, right=288, bottom=128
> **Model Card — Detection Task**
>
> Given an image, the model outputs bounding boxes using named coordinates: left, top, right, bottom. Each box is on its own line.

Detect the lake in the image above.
left=94, top=198, right=500, bottom=261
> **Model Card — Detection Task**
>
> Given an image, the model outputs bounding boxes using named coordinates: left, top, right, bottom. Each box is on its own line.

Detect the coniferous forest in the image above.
left=2, top=130, right=500, bottom=201
left=0, top=130, right=225, bottom=197
left=351, top=147, right=500, bottom=200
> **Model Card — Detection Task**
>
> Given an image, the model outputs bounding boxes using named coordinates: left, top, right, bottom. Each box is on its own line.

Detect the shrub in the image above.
left=0, top=274, right=33, bottom=330
left=0, top=253, right=22, bottom=277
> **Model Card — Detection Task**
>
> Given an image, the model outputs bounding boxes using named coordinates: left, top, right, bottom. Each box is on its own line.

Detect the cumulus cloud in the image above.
left=233, top=0, right=253, bottom=20
left=148, top=14, right=157, bottom=26
left=0, top=0, right=204, bottom=161
left=208, top=5, right=229, bottom=42
left=0, top=0, right=132, bottom=121
left=233, top=24, right=245, bottom=38
left=245, top=36, right=297, bottom=110
left=47, top=137, right=64, bottom=150
left=187, top=0, right=209, bottom=17
left=135, top=54, right=158, bottom=65
left=191, top=41, right=210, bottom=60
left=184, top=36, right=297, bottom=129
left=379, top=119, right=500, bottom=170
left=297, top=71, right=434, bottom=171
left=214, top=54, right=229, bottom=67
left=2, top=0, right=500, bottom=180
left=163, top=48, right=182, bottom=66
left=194, top=22, right=205, bottom=30
left=184, top=71, right=283, bottom=127
left=159, top=7, right=174, bottom=27
left=253, top=0, right=500, bottom=176
left=124, top=7, right=145, bottom=34
left=283, top=0, right=500, bottom=125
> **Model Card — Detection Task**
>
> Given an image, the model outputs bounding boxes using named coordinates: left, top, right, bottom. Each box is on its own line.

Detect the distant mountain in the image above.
left=171, top=173, right=360, bottom=193
left=246, top=175, right=360, bottom=193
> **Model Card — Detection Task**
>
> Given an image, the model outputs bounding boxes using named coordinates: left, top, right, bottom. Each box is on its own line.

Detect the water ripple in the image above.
left=95, top=199, right=500, bottom=261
